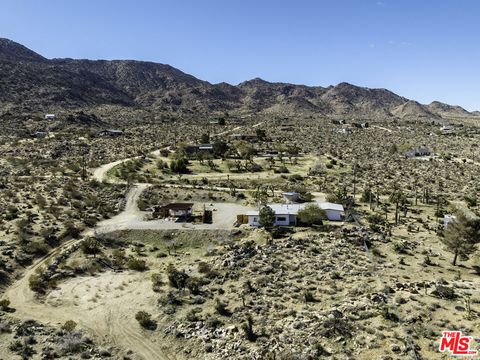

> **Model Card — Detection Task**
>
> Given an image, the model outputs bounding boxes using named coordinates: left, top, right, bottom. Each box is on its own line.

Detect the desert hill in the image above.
left=0, top=38, right=475, bottom=121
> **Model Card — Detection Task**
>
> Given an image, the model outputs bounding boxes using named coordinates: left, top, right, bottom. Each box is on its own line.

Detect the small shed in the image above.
left=155, top=203, right=194, bottom=219
left=282, top=192, right=300, bottom=203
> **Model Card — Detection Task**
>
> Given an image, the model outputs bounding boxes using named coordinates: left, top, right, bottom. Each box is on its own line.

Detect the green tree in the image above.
left=442, top=212, right=480, bottom=266
left=81, top=238, right=101, bottom=257
left=259, top=206, right=276, bottom=229
left=297, top=204, right=327, bottom=226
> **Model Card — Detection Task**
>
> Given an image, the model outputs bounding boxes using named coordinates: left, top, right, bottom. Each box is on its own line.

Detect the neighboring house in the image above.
left=184, top=144, right=214, bottom=155
left=155, top=203, right=194, bottom=219
left=444, top=214, right=456, bottom=228
left=247, top=204, right=303, bottom=227
left=318, top=202, right=345, bottom=221
left=404, top=146, right=431, bottom=158
left=331, top=119, right=346, bottom=125
left=282, top=192, right=300, bottom=203
left=333, top=128, right=353, bottom=134
left=98, top=129, right=123, bottom=137
left=45, top=114, right=56, bottom=120
left=352, top=122, right=369, bottom=128
left=440, top=125, right=455, bottom=135
left=198, top=144, right=214, bottom=151
left=246, top=202, right=344, bottom=227
left=32, top=131, right=48, bottom=139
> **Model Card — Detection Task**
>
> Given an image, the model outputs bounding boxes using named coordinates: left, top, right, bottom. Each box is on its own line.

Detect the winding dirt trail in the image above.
left=4, top=161, right=178, bottom=359
left=3, top=121, right=266, bottom=359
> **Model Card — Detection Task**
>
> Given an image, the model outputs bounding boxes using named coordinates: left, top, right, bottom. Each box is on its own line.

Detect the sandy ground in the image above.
left=3, top=120, right=319, bottom=360
left=2, top=146, right=255, bottom=360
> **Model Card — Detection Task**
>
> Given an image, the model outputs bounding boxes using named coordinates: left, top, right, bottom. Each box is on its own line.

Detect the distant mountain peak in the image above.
left=0, top=38, right=46, bottom=62
left=0, top=38, right=476, bottom=119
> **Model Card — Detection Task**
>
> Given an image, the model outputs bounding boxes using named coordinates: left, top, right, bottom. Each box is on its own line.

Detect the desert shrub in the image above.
left=367, top=213, right=386, bottom=232
left=151, top=273, right=164, bottom=291
left=214, top=298, right=231, bottom=316
left=28, top=274, right=44, bottom=293
left=464, top=195, right=477, bottom=208
left=40, top=227, right=58, bottom=246
left=63, top=222, right=80, bottom=239
left=432, top=285, right=456, bottom=299
left=380, top=306, right=400, bottom=322
left=186, top=276, right=203, bottom=295
left=297, top=204, right=326, bottom=226
left=320, top=317, right=352, bottom=338
left=59, top=332, right=86, bottom=354
left=127, top=258, right=147, bottom=271
left=185, top=307, right=203, bottom=322
left=135, top=311, right=157, bottom=330
left=0, top=298, right=10, bottom=311
left=0, top=270, right=10, bottom=285
left=166, top=264, right=189, bottom=289
left=303, top=290, right=316, bottom=303
left=81, top=238, right=101, bottom=257
left=308, top=160, right=326, bottom=176
left=27, top=241, right=50, bottom=256
left=9, top=338, right=35, bottom=358
left=0, top=321, right=11, bottom=333
left=61, top=320, right=77, bottom=333
left=158, top=291, right=183, bottom=307
left=392, top=240, right=408, bottom=254
left=274, top=166, right=289, bottom=174
left=198, top=261, right=212, bottom=274
left=205, top=316, right=223, bottom=330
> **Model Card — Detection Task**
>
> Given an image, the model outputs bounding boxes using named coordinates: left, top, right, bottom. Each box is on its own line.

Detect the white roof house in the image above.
left=282, top=192, right=301, bottom=203
left=318, top=202, right=345, bottom=221
left=246, top=202, right=344, bottom=227
left=45, top=114, right=56, bottom=120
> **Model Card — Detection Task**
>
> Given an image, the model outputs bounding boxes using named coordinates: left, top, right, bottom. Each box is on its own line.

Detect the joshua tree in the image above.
left=442, top=212, right=480, bottom=266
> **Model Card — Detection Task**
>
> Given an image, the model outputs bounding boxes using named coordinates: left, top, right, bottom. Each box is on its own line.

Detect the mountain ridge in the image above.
left=0, top=38, right=475, bottom=120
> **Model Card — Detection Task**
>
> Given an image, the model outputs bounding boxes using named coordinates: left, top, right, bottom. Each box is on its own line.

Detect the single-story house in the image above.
left=98, top=129, right=123, bottom=137
left=440, top=125, right=455, bottom=135
left=155, top=203, right=194, bottom=219
left=184, top=144, right=214, bottom=155
left=246, top=202, right=344, bottom=227
left=404, top=146, right=431, bottom=158
left=247, top=204, right=304, bottom=227
left=45, top=114, right=56, bottom=120
left=318, top=202, right=345, bottom=221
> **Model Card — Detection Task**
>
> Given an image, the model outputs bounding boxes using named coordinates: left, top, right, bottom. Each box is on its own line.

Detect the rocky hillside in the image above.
left=0, top=38, right=475, bottom=120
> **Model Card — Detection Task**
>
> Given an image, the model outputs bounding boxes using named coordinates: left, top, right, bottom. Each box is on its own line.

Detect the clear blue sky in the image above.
left=2, top=0, right=480, bottom=110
